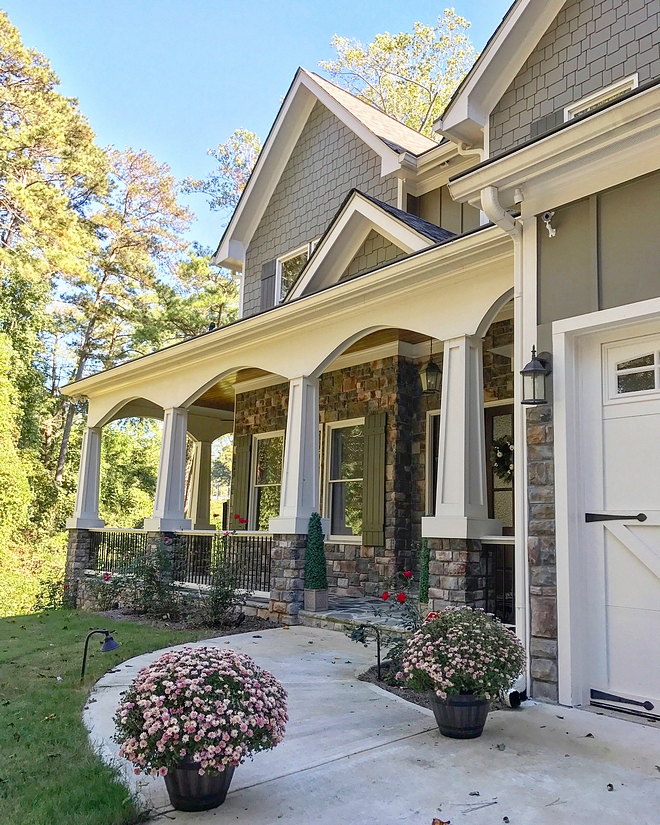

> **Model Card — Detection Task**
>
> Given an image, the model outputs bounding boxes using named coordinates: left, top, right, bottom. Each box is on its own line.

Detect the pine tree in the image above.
left=304, top=512, right=327, bottom=590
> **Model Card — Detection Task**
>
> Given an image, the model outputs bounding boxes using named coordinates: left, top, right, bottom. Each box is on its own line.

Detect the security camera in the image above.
left=541, top=211, right=556, bottom=238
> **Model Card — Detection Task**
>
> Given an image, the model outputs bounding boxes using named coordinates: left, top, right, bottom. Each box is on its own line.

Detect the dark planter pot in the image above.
left=428, top=692, right=490, bottom=739
left=164, top=759, right=236, bottom=812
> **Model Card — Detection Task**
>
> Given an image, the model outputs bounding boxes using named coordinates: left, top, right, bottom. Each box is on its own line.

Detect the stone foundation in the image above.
left=65, top=528, right=92, bottom=606
left=269, top=533, right=307, bottom=624
left=425, top=538, right=489, bottom=613
left=527, top=404, right=558, bottom=702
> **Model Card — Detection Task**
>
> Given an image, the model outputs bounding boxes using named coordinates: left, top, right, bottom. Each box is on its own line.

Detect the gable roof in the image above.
left=286, top=189, right=454, bottom=301
left=434, top=0, right=567, bottom=146
left=212, top=69, right=438, bottom=271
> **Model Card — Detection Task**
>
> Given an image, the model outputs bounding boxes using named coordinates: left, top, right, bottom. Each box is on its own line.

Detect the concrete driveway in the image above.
left=84, top=626, right=660, bottom=824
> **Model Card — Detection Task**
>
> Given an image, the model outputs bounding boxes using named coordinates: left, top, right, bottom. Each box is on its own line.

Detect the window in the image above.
left=326, top=421, right=364, bottom=539
left=564, top=74, right=638, bottom=121
left=615, top=352, right=658, bottom=395
left=250, top=432, right=284, bottom=531
left=425, top=410, right=441, bottom=515
left=276, top=240, right=318, bottom=303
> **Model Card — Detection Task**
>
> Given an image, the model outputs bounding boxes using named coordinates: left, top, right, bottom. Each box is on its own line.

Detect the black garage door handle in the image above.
left=585, top=512, right=647, bottom=523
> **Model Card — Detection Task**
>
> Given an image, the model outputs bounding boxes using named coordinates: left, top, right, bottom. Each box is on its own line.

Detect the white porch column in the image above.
left=269, top=376, right=325, bottom=535
left=422, top=334, right=501, bottom=539
left=66, top=426, right=105, bottom=529
left=144, top=407, right=192, bottom=531
left=187, top=440, right=214, bottom=531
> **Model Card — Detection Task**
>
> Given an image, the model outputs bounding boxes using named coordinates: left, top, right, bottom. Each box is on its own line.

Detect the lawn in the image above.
left=0, top=609, right=212, bottom=825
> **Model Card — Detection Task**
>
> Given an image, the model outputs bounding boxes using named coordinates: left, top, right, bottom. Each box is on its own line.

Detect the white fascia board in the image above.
left=448, top=84, right=660, bottom=214
left=286, top=192, right=432, bottom=300
left=213, top=70, right=402, bottom=269
left=63, top=225, right=509, bottom=403
left=435, top=0, right=566, bottom=147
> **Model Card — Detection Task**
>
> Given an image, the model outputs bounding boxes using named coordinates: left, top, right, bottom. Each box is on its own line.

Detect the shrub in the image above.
left=304, top=512, right=327, bottom=589
left=120, top=538, right=182, bottom=620
left=114, top=646, right=288, bottom=776
left=400, top=606, right=525, bottom=700
left=197, top=553, right=248, bottom=628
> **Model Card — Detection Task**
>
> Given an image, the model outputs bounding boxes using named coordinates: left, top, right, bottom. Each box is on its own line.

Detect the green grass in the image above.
left=0, top=610, right=212, bottom=825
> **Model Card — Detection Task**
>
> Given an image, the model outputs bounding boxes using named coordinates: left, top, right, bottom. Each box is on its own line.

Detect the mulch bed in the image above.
left=358, top=662, right=432, bottom=709
left=96, top=607, right=278, bottom=636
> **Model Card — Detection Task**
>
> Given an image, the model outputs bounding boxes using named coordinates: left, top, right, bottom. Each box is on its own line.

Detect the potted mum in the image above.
left=114, top=646, right=288, bottom=812
left=400, top=607, right=525, bottom=739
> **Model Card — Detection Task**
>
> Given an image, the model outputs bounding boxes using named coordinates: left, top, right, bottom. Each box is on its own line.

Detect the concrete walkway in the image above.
left=84, top=626, right=660, bottom=824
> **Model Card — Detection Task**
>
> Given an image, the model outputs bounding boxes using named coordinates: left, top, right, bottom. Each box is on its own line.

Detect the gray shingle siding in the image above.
left=489, top=0, right=660, bottom=157
left=242, top=101, right=399, bottom=317
left=340, top=229, right=405, bottom=282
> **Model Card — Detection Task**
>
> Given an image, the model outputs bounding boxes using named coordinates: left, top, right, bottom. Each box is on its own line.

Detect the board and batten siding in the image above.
left=242, top=100, right=399, bottom=318
left=489, top=0, right=660, bottom=157
left=362, top=411, right=387, bottom=546
left=230, top=434, right=252, bottom=530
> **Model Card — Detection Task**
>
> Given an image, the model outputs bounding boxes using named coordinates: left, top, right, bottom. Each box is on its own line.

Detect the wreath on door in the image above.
left=490, top=437, right=514, bottom=483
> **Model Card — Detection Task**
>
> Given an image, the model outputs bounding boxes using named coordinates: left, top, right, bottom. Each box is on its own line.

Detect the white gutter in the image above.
left=481, top=185, right=520, bottom=237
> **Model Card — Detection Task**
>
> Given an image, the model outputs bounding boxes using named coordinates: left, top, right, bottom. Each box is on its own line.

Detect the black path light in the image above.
left=521, top=347, right=552, bottom=405
left=81, top=629, right=120, bottom=681
left=420, top=339, right=441, bottom=394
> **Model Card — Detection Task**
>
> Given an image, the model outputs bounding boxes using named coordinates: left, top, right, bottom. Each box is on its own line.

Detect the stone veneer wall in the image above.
left=489, top=0, right=660, bottom=157
left=65, top=529, right=92, bottom=605
left=425, top=539, right=490, bottom=613
left=243, top=100, right=399, bottom=317
left=526, top=404, right=558, bottom=702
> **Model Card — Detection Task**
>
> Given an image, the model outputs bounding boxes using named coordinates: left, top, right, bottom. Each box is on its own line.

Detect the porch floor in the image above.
left=85, top=626, right=660, bottom=824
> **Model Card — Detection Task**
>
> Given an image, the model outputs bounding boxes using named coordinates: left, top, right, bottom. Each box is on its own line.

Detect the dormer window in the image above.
left=276, top=240, right=318, bottom=303
left=564, top=74, right=638, bottom=121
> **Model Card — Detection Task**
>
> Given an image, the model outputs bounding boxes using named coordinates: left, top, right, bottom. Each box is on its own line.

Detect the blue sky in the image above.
left=5, top=1, right=512, bottom=247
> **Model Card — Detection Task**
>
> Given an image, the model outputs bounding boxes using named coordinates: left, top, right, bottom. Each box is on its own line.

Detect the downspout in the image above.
left=481, top=185, right=530, bottom=698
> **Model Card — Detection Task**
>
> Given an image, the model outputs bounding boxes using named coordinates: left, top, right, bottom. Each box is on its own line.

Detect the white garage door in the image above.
left=580, top=329, right=660, bottom=719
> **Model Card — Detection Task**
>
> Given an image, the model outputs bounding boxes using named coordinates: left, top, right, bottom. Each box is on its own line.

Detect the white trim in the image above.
left=248, top=430, right=285, bottom=532
left=287, top=190, right=432, bottom=301
left=435, top=0, right=566, bottom=147
left=553, top=295, right=660, bottom=707
left=323, top=417, right=365, bottom=544
left=564, top=74, right=638, bottom=121
left=483, top=397, right=514, bottom=408
left=276, top=244, right=310, bottom=305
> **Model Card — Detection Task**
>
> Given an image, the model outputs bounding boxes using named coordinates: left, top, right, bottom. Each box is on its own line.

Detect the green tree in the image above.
left=305, top=513, right=328, bottom=590
left=183, top=128, right=261, bottom=213
left=320, top=9, right=476, bottom=137
left=54, top=147, right=194, bottom=482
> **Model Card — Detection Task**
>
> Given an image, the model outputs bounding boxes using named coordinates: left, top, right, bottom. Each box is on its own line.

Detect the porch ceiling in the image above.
left=343, top=328, right=429, bottom=354
left=193, top=367, right=274, bottom=412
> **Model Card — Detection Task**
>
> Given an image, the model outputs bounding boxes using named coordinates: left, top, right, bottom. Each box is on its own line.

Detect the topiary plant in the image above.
left=304, top=512, right=327, bottom=589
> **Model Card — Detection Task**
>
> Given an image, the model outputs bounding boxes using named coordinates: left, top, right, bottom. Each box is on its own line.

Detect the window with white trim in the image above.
left=564, top=74, right=638, bottom=121
left=325, top=420, right=364, bottom=539
left=250, top=432, right=284, bottom=531
left=615, top=351, right=659, bottom=395
left=276, top=240, right=318, bottom=303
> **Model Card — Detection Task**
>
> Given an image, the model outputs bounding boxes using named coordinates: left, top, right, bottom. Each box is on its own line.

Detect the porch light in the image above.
left=521, top=347, right=551, bottom=405
left=80, top=629, right=120, bottom=681
left=420, top=343, right=441, bottom=394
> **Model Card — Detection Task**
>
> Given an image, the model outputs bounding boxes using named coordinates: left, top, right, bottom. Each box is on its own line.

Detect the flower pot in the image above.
left=304, top=587, right=328, bottom=612
left=428, top=692, right=490, bottom=739
left=164, top=759, right=236, bottom=812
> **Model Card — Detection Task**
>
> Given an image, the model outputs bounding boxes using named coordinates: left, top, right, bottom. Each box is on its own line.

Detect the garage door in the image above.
left=580, top=330, right=660, bottom=719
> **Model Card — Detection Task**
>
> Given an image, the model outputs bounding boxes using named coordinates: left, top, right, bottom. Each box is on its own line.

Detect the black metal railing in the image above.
left=89, top=530, right=272, bottom=593
left=485, top=543, right=515, bottom=625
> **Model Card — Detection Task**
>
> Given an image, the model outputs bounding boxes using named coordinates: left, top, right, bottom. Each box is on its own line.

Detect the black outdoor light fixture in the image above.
left=80, top=629, right=120, bottom=681
left=521, top=347, right=552, bottom=405
left=420, top=340, right=441, bottom=394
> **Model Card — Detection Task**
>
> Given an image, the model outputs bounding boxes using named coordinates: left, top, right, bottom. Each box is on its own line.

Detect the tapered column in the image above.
left=187, top=439, right=214, bottom=530
left=269, top=376, right=325, bottom=535
left=66, top=426, right=104, bottom=529
left=144, top=407, right=191, bottom=531
left=422, top=334, right=501, bottom=539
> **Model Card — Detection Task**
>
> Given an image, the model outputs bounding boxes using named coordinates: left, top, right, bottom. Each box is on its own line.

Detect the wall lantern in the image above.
left=420, top=342, right=441, bottom=394
left=521, top=347, right=552, bottom=405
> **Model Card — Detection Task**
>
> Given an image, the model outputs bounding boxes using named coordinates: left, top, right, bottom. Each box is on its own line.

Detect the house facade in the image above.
left=64, top=0, right=660, bottom=718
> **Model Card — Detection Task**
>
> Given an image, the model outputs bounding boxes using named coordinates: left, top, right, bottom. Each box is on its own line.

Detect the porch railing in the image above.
left=89, top=529, right=272, bottom=593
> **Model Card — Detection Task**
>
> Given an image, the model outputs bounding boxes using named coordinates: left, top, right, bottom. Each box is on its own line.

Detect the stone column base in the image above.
left=269, top=533, right=306, bottom=625
left=65, top=528, right=92, bottom=607
left=425, top=537, right=488, bottom=613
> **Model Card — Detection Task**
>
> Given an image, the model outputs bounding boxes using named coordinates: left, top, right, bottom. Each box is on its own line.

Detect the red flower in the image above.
left=396, top=592, right=406, bottom=604
left=424, top=611, right=439, bottom=623
left=63, top=585, right=68, bottom=590
left=240, top=517, right=248, bottom=524
left=381, top=591, right=390, bottom=601
left=233, top=514, right=240, bottom=520
left=403, top=570, right=412, bottom=579
left=103, top=572, right=111, bottom=582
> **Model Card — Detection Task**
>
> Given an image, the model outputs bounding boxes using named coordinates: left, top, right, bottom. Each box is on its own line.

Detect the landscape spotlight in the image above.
left=81, top=629, right=120, bottom=681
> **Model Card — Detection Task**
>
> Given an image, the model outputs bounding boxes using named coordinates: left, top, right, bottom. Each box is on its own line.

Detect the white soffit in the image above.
left=286, top=191, right=432, bottom=301
left=212, top=69, right=431, bottom=270
left=435, top=0, right=567, bottom=147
